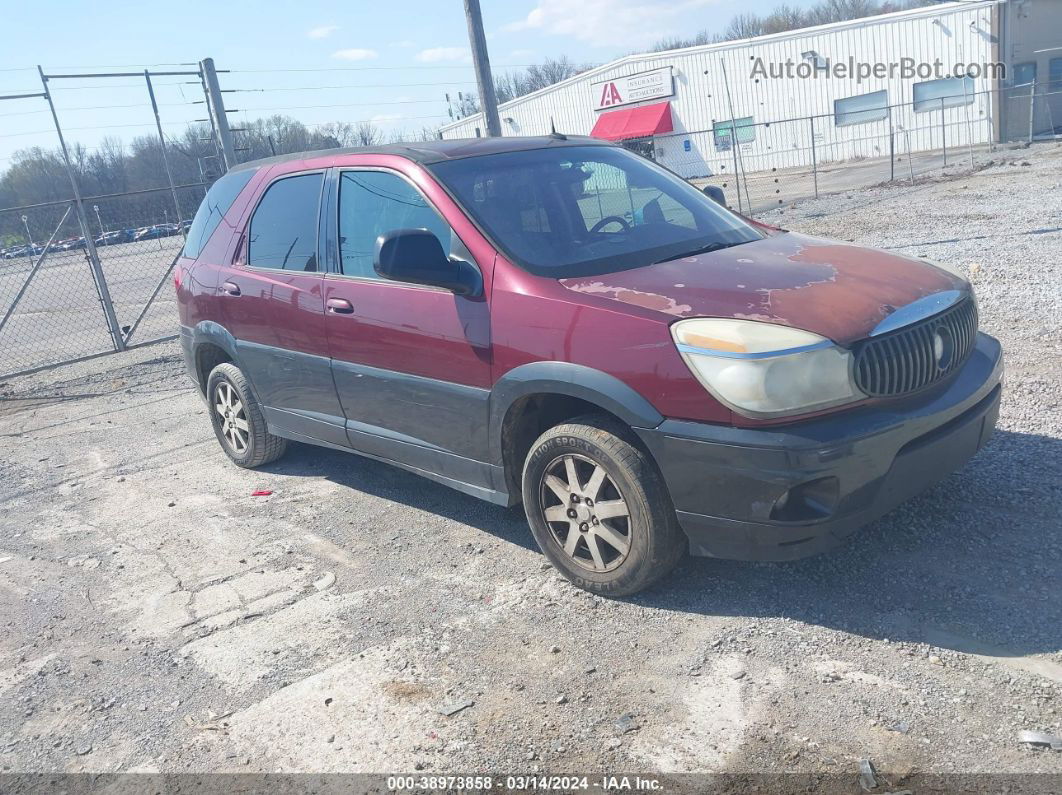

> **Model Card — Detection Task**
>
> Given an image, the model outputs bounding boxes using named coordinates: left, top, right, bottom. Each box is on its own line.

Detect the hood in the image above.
left=558, top=232, right=967, bottom=345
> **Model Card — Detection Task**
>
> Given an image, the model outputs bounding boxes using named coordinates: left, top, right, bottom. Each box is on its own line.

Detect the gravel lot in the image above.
left=1, top=143, right=1060, bottom=789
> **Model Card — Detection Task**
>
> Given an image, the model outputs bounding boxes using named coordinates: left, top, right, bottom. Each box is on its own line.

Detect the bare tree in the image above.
left=494, top=57, right=589, bottom=104
left=354, top=121, right=382, bottom=147
left=762, top=4, right=807, bottom=34
left=648, top=0, right=933, bottom=51
left=724, top=13, right=765, bottom=40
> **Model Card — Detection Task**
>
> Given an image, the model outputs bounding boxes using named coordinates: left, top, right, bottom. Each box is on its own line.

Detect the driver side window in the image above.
left=338, top=170, right=454, bottom=279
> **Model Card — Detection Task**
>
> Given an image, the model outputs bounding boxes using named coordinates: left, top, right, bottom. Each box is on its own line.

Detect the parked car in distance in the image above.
left=175, top=136, right=1002, bottom=596
left=95, top=230, right=130, bottom=246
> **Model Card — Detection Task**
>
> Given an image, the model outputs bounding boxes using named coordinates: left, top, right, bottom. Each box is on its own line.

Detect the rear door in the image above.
left=322, top=164, right=494, bottom=491
left=216, top=168, right=347, bottom=447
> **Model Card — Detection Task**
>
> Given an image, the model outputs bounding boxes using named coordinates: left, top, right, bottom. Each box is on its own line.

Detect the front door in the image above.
left=217, top=169, right=347, bottom=447
left=322, top=167, right=494, bottom=491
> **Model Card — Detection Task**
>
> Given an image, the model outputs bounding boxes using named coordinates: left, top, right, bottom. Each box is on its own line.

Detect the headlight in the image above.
left=671, top=318, right=864, bottom=418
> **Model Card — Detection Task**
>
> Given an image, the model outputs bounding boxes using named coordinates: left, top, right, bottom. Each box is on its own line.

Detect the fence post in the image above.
left=145, top=71, right=185, bottom=234
left=888, top=112, right=895, bottom=182
left=809, top=115, right=819, bottom=199
left=941, top=98, right=947, bottom=167
left=1028, top=78, right=1037, bottom=143
left=37, top=65, right=125, bottom=352
left=728, top=131, right=743, bottom=213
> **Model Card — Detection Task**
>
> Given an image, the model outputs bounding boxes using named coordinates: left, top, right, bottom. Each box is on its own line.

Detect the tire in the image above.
left=205, top=362, right=287, bottom=468
left=521, top=414, right=685, bottom=596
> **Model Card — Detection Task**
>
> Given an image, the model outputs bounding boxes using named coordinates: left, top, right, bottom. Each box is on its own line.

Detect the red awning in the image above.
left=590, top=101, right=674, bottom=141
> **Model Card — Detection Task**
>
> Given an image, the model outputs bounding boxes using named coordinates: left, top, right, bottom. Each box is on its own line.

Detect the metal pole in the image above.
left=93, top=204, right=104, bottom=236
left=463, top=0, right=501, bottom=137
left=889, top=112, right=895, bottom=182
left=809, top=115, right=819, bottom=199
left=200, top=58, right=236, bottom=170
left=37, top=65, right=125, bottom=352
left=21, top=214, right=34, bottom=249
left=905, top=130, right=916, bottom=184
left=197, top=71, right=223, bottom=164
left=1028, top=78, right=1037, bottom=143
left=728, top=128, right=743, bottom=214
left=145, top=70, right=186, bottom=232
left=720, top=59, right=752, bottom=214
left=941, top=98, right=947, bottom=167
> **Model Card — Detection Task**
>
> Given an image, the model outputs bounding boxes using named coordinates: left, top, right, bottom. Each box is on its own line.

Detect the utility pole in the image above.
left=200, top=58, right=237, bottom=171
left=463, top=0, right=501, bottom=137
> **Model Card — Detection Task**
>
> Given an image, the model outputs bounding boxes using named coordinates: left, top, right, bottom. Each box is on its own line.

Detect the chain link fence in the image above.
left=0, top=183, right=205, bottom=377
left=652, top=85, right=1061, bottom=215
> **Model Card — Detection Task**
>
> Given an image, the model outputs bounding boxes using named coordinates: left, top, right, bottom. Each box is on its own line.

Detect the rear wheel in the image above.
left=522, top=415, right=685, bottom=596
left=206, top=362, right=287, bottom=468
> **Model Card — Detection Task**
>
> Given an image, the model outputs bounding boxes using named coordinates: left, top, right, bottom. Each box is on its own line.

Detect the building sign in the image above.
left=592, top=67, right=674, bottom=111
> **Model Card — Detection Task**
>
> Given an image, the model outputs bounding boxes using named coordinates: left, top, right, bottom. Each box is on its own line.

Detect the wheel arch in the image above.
left=489, top=362, right=664, bottom=502
left=189, top=322, right=241, bottom=397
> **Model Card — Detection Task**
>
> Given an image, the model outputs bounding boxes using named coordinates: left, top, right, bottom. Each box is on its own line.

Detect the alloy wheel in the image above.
left=539, top=453, right=631, bottom=573
left=214, top=380, right=249, bottom=454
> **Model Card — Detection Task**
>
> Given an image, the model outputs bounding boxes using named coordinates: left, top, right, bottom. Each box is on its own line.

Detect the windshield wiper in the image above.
left=654, top=241, right=738, bottom=264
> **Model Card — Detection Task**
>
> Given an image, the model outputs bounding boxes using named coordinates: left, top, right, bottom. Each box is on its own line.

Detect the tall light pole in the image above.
left=463, top=0, right=502, bottom=137
left=21, top=215, right=33, bottom=250
left=93, top=204, right=104, bottom=237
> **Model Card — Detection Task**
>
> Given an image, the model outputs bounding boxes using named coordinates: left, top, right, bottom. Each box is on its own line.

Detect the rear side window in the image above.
left=247, top=172, right=324, bottom=271
left=183, top=169, right=256, bottom=259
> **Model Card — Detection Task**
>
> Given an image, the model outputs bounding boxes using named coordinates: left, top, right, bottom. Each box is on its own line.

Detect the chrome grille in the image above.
left=854, top=298, right=978, bottom=397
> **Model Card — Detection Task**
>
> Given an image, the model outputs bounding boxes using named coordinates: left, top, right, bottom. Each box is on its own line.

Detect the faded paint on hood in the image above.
left=558, top=231, right=966, bottom=344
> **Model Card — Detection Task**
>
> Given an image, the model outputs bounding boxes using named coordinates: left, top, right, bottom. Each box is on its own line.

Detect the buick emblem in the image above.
left=933, top=326, right=954, bottom=369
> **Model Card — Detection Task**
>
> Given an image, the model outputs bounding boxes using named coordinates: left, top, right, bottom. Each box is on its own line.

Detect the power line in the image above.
left=236, top=99, right=446, bottom=112
left=47, top=81, right=197, bottom=91
left=230, top=81, right=478, bottom=92
left=2, top=101, right=199, bottom=118
left=228, top=64, right=536, bottom=73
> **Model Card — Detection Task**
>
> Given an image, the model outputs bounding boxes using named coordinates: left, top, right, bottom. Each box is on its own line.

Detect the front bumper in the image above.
left=636, top=332, right=1003, bottom=561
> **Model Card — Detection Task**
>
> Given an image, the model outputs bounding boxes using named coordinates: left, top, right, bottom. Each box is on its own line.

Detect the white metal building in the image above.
left=439, top=0, right=1061, bottom=179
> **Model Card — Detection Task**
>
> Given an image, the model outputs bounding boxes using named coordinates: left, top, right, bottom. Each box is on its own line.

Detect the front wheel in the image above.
left=521, top=415, right=685, bottom=596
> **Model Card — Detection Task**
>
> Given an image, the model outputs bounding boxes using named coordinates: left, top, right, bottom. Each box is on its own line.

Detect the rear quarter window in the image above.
left=183, top=169, right=257, bottom=260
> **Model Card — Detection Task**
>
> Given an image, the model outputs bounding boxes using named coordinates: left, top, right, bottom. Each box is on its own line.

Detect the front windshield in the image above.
left=429, top=144, right=764, bottom=278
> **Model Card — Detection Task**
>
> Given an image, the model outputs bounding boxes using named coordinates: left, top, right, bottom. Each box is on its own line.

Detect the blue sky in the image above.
left=0, top=0, right=822, bottom=167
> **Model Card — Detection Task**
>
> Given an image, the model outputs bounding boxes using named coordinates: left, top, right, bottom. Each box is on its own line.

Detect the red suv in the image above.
left=175, top=136, right=1002, bottom=596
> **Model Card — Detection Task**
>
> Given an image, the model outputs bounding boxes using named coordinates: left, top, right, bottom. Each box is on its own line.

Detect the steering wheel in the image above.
left=590, top=215, right=632, bottom=234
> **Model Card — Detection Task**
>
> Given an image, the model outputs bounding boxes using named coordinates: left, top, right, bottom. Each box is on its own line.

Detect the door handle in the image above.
left=327, top=298, right=355, bottom=315
left=221, top=281, right=241, bottom=296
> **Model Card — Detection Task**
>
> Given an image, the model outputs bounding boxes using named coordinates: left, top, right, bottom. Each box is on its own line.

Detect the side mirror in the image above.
left=374, top=229, right=481, bottom=296
left=702, top=185, right=727, bottom=207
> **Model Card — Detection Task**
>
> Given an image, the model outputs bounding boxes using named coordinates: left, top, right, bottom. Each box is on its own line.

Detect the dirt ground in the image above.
left=1, top=143, right=1060, bottom=790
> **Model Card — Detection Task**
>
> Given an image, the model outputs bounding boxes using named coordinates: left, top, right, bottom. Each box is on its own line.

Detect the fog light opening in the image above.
left=770, top=476, right=840, bottom=522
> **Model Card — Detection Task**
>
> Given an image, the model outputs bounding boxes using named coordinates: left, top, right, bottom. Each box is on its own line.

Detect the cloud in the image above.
left=509, top=48, right=536, bottom=59
left=370, top=113, right=403, bottom=124
left=331, top=48, right=379, bottom=61
left=416, top=47, right=471, bottom=63
left=307, top=25, right=339, bottom=39
left=391, top=40, right=416, bottom=48
left=503, top=0, right=720, bottom=48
